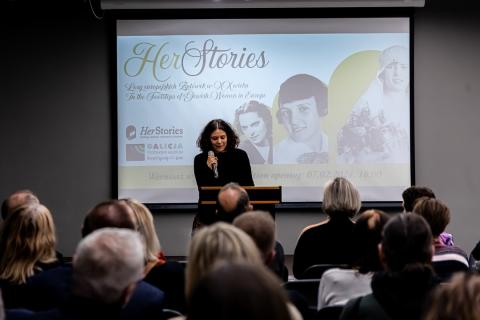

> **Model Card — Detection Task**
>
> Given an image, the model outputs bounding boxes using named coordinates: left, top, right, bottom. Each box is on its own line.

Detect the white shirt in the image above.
left=317, top=268, right=373, bottom=310
left=274, top=132, right=328, bottom=164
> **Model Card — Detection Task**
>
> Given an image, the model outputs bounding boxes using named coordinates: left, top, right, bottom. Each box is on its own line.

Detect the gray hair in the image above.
left=72, top=228, right=145, bottom=304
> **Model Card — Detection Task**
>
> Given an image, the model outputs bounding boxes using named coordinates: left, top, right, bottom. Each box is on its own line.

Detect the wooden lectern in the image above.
left=199, top=186, right=282, bottom=218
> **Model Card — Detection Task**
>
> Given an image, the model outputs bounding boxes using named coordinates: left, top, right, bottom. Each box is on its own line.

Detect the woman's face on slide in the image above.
left=239, top=112, right=268, bottom=146
left=278, top=96, right=321, bottom=142
left=210, top=129, right=228, bottom=153
left=382, top=61, right=409, bottom=93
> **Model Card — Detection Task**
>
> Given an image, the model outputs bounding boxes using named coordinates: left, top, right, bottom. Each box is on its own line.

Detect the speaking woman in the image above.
left=193, top=119, right=254, bottom=229
left=194, top=119, right=254, bottom=187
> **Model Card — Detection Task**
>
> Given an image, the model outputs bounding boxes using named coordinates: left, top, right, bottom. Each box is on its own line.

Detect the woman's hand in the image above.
left=207, top=154, right=218, bottom=170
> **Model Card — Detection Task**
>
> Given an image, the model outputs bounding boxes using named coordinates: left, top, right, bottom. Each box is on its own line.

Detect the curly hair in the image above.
left=196, top=119, right=240, bottom=153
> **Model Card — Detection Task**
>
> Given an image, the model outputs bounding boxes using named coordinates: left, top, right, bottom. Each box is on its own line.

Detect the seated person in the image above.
left=187, top=262, right=297, bottom=320
left=121, top=199, right=185, bottom=312
left=402, top=186, right=454, bottom=246
left=233, top=211, right=289, bottom=281
left=0, top=203, right=62, bottom=308
left=28, top=228, right=160, bottom=320
left=1, top=189, right=39, bottom=220
left=423, top=272, right=480, bottom=320
left=16, top=200, right=165, bottom=320
left=317, top=209, right=389, bottom=309
left=341, top=214, right=440, bottom=320
left=412, top=198, right=471, bottom=281
left=184, top=223, right=302, bottom=320
left=293, top=177, right=361, bottom=279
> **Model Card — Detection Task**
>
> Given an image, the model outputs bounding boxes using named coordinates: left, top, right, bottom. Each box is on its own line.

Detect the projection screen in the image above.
left=117, top=17, right=412, bottom=204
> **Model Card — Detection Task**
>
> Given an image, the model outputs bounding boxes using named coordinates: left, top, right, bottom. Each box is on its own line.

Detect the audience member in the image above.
left=31, top=228, right=152, bottom=319
left=1, top=189, right=39, bottom=220
left=81, top=200, right=136, bottom=237
left=18, top=200, right=166, bottom=320
left=317, top=209, right=389, bottom=309
left=185, top=222, right=263, bottom=301
left=216, top=182, right=252, bottom=223
left=470, top=241, right=480, bottom=272
left=340, top=213, right=439, bottom=320
left=0, top=203, right=61, bottom=308
left=401, top=186, right=435, bottom=212
left=233, top=211, right=279, bottom=274
left=121, top=198, right=185, bottom=312
left=187, top=262, right=294, bottom=320
left=412, top=197, right=471, bottom=281
left=293, top=177, right=361, bottom=279
left=423, top=272, right=480, bottom=320
left=185, top=223, right=302, bottom=320
left=216, top=183, right=288, bottom=280
left=401, top=185, right=454, bottom=246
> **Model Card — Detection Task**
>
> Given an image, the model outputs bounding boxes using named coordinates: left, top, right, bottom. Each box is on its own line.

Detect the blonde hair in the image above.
left=424, top=272, right=480, bottom=320
left=322, top=177, right=361, bottom=218
left=123, top=198, right=161, bottom=263
left=185, top=222, right=263, bottom=300
left=0, top=203, right=57, bottom=284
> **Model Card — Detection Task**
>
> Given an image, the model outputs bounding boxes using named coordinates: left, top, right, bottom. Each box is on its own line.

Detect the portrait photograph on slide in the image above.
left=116, top=18, right=412, bottom=204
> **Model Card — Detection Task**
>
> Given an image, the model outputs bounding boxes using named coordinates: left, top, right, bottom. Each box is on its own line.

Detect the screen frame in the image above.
left=111, top=7, right=415, bottom=213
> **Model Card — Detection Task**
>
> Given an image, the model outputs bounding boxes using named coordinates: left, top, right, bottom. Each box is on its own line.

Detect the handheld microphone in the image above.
left=208, top=150, right=219, bottom=179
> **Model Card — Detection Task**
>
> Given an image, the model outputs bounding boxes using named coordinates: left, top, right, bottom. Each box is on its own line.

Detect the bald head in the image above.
left=217, top=183, right=252, bottom=223
left=1, top=189, right=39, bottom=220
left=81, top=200, right=137, bottom=237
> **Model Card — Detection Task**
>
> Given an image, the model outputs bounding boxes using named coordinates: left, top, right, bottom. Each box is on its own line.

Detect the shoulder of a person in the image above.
left=301, top=220, right=329, bottom=235
left=234, top=148, right=248, bottom=155
left=322, top=267, right=354, bottom=279
left=134, top=280, right=165, bottom=300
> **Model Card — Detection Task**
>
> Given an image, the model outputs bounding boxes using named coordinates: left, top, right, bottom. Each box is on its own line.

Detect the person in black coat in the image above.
left=292, top=177, right=361, bottom=279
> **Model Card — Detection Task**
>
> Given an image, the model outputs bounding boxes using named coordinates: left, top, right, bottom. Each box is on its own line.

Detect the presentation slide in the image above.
left=117, top=18, right=411, bottom=204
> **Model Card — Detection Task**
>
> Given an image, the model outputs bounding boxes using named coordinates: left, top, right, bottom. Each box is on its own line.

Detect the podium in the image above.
left=198, top=186, right=282, bottom=219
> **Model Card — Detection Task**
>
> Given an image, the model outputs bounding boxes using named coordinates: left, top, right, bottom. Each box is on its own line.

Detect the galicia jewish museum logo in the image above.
left=126, top=144, right=145, bottom=161
left=126, top=125, right=136, bottom=140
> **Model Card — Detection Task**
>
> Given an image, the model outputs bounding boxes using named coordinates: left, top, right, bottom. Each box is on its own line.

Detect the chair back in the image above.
left=301, top=264, right=350, bottom=279
left=284, top=279, right=321, bottom=311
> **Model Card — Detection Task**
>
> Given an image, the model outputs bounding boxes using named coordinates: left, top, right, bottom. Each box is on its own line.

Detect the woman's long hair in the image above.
left=0, top=203, right=57, bottom=284
left=196, top=119, right=240, bottom=153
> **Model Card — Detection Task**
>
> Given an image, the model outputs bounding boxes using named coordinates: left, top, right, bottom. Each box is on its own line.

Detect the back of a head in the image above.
left=424, top=272, right=480, bottom=320
left=322, top=177, right=361, bottom=218
left=187, top=262, right=291, bottom=320
left=186, top=222, right=262, bottom=300
left=233, top=211, right=275, bottom=263
left=1, top=189, right=39, bottom=220
left=217, top=183, right=251, bottom=223
left=412, top=198, right=450, bottom=238
left=0, top=203, right=57, bottom=284
left=352, top=209, right=390, bottom=273
left=82, top=200, right=136, bottom=237
left=122, top=198, right=161, bottom=263
left=402, top=186, right=436, bottom=212
left=381, top=213, right=433, bottom=273
left=73, top=227, right=144, bottom=304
